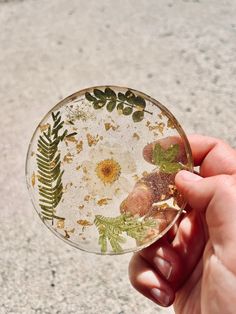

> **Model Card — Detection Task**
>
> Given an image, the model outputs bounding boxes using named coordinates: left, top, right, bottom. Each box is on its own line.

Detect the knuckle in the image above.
left=215, top=138, right=229, bottom=148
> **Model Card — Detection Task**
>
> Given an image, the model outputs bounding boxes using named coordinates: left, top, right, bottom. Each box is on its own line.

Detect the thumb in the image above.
left=175, top=170, right=236, bottom=274
left=175, top=170, right=210, bottom=212
left=175, top=170, right=236, bottom=214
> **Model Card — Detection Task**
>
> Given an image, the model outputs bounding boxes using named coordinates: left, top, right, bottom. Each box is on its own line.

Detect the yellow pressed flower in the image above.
left=95, top=159, right=121, bottom=184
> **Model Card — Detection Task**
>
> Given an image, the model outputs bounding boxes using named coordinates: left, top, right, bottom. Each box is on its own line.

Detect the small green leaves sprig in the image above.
left=152, top=143, right=183, bottom=174
left=85, top=87, right=152, bottom=122
left=94, top=213, right=156, bottom=253
left=36, top=111, right=71, bottom=222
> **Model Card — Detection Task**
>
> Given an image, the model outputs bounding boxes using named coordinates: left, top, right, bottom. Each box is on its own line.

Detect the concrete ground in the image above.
left=0, top=0, right=236, bottom=313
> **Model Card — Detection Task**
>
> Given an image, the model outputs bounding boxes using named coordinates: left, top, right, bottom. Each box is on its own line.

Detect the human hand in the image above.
left=129, top=134, right=236, bottom=314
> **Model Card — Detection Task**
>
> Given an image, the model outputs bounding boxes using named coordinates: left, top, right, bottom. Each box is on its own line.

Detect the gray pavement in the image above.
left=0, top=0, right=236, bottom=313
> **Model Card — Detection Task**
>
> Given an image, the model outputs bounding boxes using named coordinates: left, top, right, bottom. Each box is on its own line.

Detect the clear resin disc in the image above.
left=26, top=86, right=193, bottom=254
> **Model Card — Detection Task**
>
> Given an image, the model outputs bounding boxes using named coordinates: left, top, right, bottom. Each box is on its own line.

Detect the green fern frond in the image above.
left=94, top=214, right=156, bottom=253
left=36, top=111, right=67, bottom=222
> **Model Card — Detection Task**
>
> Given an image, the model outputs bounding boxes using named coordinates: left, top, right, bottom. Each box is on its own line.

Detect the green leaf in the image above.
left=153, top=143, right=163, bottom=165
left=123, top=107, right=133, bottom=115
left=164, top=144, right=179, bottom=163
left=118, top=92, right=126, bottom=101
left=133, top=96, right=146, bottom=109
left=152, top=143, right=182, bottom=174
left=106, top=100, right=116, bottom=112
left=66, top=132, right=77, bottom=138
left=117, top=102, right=124, bottom=112
left=132, top=110, right=144, bottom=122
left=105, top=87, right=116, bottom=99
left=160, top=162, right=183, bottom=174
left=94, top=89, right=106, bottom=100
left=85, top=92, right=96, bottom=101
left=93, top=99, right=106, bottom=109
left=125, top=90, right=136, bottom=104
left=153, top=143, right=179, bottom=164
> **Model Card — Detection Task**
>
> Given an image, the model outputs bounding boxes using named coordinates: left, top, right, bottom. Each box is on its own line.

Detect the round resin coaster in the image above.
left=26, top=86, right=193, bottom=254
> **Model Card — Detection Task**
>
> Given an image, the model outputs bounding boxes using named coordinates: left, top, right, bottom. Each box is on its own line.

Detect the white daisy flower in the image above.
left=82, top=143, right=136, bottom=198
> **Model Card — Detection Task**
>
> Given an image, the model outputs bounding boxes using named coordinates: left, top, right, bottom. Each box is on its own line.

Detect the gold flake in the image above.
left=104, top=122, right=119, bottom=131
left=132, top=174, right=140, bottom=181
left=82, top=166, right=88, bottom=174
left=76, top=140, right=83, bottom=154
left=31, top=172, right=36, bottom=188
left=76, top=165, right=82, bottom=171
left=146, top=122, right=165, bottom=135
left=79, top=204, right=85, bottom=209
left=158, top=203, right=169, bottom=210
left=84, top=195, right=91, bottom=202
left=63, top=152, right=73, bottom=163
left=63, top=182, right=73, bottom=192
left=65, top=135, right=78, bottom=143
left=104, top=123, right=112, bottom=131
left=77, top=219, right=93, bottom=226
left=56, top=219, right=65, bottom=229
left=133, top=133, right=140, bottom=140
left=39, top=123, right=50, bottom=132
left=158, top=113, right=163, bottom=119
left=115, top=188, right=121, bottom=195
left=160, top=194, right=166, bottom=201
left=97, top=198, right=112, bottom=206
left=168, top=184, right=176, bottom=195
left=64, top=228, right=75, bottom=238
left=86, top=133, right=100, bottom=147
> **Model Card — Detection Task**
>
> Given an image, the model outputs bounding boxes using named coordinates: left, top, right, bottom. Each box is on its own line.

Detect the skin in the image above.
left=129, top=134, right=236, bottom=314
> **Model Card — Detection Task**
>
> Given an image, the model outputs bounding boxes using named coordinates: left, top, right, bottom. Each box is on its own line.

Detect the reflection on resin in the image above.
left=26, top=86, right=193, bottom=254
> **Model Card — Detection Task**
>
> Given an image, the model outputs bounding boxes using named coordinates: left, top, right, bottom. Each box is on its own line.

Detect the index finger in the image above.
left=143, top=135, right=236, bottom=177
left=188, top=134, right=236, bottom=176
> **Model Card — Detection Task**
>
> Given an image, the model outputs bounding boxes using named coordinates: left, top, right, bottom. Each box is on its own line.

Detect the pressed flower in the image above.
left=82, top=143, right=136, bottom=198
left=95, top=159, right=121, bottom=184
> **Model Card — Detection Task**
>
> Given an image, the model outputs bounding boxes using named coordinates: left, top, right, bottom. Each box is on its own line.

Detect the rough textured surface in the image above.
left=0, top=1, right=235, bottom=313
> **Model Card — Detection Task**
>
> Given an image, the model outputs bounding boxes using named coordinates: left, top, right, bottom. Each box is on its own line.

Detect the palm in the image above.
left=174, top=267, right=202, bottom=314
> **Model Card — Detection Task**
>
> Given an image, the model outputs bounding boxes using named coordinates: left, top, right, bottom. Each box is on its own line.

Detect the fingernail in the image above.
left=150, top=288, right=170, bottom=306
left=154, top=256, right=172, bottom=280
left=178, top=170, right=202, bottom=182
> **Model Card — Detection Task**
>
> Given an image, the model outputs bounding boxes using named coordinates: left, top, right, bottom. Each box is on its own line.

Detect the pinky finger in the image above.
left=129, top=253, right=175, bottom=307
